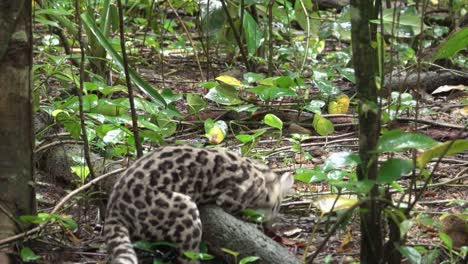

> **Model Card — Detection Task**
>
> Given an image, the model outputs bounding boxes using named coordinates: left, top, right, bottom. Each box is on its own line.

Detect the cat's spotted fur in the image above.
left=104, top=145, right=293, bottom=264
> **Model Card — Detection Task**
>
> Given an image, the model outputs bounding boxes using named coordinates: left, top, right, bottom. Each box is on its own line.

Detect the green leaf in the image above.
left=103, top=128, right=127, bottom=144
left=186, top=93, right=207, bottom=114
left=243, top=11, right=262, bottom=56
left=313, top=79, right=341, bottom=95
left=235, top=129, right=266, bottom=143
left=398, top=246, right=422, bottom=264
left=439, top=232, right=453, bottom=249
left=205, top=85, right=243, bottom=105
left=264, top=114, right=283, bottom=130
left=337, top=67, right=355, bottom=84
left=399, top=220, right=413, bottom=239
left=81, top=13, right=166, bottom=107
left=226, top=104, right=259, bottom=113
left=20, top=247, right=41, bottom=261
left=323, top=152, right=361, bottom=172
left=220, top=248, right=239, bottom=257
left=247, top=86, right=296, bottom=101
left=312, top=114, right=334, bottom=136
left=91, top=99, right=126, bottom=116
left=433, top=27, right=468, bottom=60
left=275, top=76, right=294, bottom=88
left=377, top=158, right=413, bottom=184
left=244, top=72, right=265, bottom=83
left=71, top=165, right=90, bottom=183
left=294, top=167, right=327, bottom=183
left=199, top=81, right=218, bottom=89
left=377, top=130, right=439, bottom=153
left=183, top=251, right=214, bottom=261
left=416, top=139, right=468, bottom=168
left=304, top=100, right=325, bottom=114
left=330, top=180, right=375, bottom=194
left=240, top=256, right=261, bottom=264
left=155, top=113, right=177, bottom=138
left=20, top=214, right=50, bottom=225
left=60, top=217, right=78, bottom=230
left=242, top=208, right=265, bottom=223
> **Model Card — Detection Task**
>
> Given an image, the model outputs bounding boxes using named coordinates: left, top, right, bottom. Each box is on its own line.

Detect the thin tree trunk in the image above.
left=0, top=0, right=35, bottom=262
left=350, top=1, right=383, bottom=263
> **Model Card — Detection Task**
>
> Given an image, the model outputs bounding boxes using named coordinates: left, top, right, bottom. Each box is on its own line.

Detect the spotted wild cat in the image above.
left=104, top=145, right=293, bottom=264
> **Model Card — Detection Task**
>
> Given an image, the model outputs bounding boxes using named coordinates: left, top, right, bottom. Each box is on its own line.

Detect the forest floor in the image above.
left=15, top=26, right=468, bottom=263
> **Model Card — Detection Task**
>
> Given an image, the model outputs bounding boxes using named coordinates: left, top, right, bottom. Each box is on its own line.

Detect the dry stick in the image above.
left=116, top=0, right=143, bottom=158
left=267, top=0, right=274, bottom=76
left=166, top=0, right=205, bottom=81
left=34, top=140, right=83, bottom=153
left=396, top=117, right=465, bottom=130
left=75, top=0, right=96, bottom=179
left=297, top=0, right=310, bottom=73
left=0, top=168, right=126, bottom=247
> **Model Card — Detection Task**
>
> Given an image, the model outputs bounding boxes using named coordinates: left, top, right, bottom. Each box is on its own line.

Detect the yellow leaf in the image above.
left=206, top=126, right=226, bottom=145
left=338, top=230, right=353, bottom=252
left=328, top=94, right=350, bottom=114
left=313, top=194, right=358, bottom=215
left=215, top=75, right=241, bottom=87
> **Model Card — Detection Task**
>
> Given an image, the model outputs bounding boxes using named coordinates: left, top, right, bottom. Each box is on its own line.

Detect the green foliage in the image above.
left=20, top=213, right=78, bottom=230
left=20, top=247, right=41, bottom=262
left=433, top=27, right=468, bottom=60
left=263, top=114, right=283, bottom=130
left=377, top=130, right=439, bottom=153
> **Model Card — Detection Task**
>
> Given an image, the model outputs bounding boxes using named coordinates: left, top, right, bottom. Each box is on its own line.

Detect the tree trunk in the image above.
left=350, top=1, right=384, bottom=263
left=0, top=0, right=35, bottom=263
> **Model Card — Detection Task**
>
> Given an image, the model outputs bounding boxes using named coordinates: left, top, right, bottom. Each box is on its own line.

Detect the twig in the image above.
left=0, top=168, right=125, bottom=246
left=397, top=117, right=465, bottom=130
left=35, top=140, right=83, bottom=153
left=116, top=0, right=143, bottom=158
left=75, top=0, right=96, bottom=179
left=166, top=0, right=205, bottom=81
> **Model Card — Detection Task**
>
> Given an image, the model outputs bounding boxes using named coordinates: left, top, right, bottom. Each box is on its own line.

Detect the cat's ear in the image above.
left=279, top=172, right=294, bottom=194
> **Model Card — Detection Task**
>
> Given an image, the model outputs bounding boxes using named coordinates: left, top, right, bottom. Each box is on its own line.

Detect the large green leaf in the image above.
left=416, top=139, right=468, bottom=167
left=377, top=158, right=413, bottom=184
left=242, top=11, right=262, bottom=56
left=313, top=79, right=341, bottom=95
left=187, top=93, right=207, bottom=114
left=81, top=13, right=166, bottom=107
left=247, top=86, right=296, bottom=101
left=377, top=130, right=439, bottom=153
left=294, top=167, right=327, bottom=183
left=204, top=85, right=243, bottom=105
left=433, top=27, right=468, bottom=60
left=323, top=152, right=360, bottom=172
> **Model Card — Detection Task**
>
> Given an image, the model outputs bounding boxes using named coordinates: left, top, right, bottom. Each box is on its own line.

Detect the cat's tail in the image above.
left=104, top=218, right=138, bottom=264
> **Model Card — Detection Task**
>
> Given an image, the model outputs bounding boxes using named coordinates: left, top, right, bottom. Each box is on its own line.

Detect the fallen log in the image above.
left=386, top=70, right=468, bottom=94
left=199, top=205, right=301, bottom=264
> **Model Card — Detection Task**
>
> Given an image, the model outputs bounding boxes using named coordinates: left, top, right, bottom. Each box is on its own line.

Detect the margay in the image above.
left=104, top=145, right=293, bottom=263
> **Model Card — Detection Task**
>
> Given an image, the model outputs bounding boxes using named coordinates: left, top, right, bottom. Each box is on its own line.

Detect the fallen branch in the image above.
left=0, top=168, right=125, bottom=246
left=387, top=70, right=468, bottom=94
left=199, top=205, right=301, bottom=264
